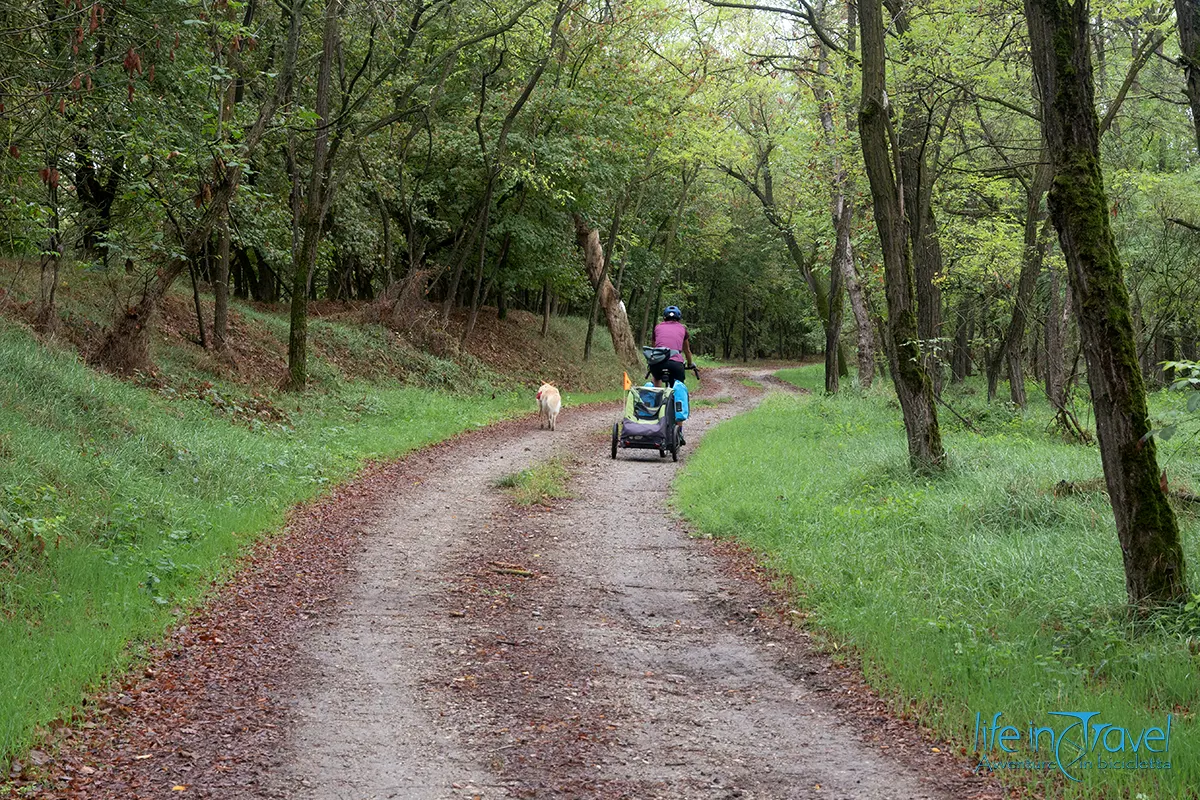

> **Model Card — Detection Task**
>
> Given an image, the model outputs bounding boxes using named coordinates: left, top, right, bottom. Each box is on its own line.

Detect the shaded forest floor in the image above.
left=0, top=259, right=626, bottom=394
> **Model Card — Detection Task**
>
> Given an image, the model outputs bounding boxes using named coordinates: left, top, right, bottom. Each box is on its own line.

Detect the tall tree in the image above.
left=1176, top=0, right=1200, bottom=153
left=858, top=0, right=945, bottom=471
left=286, top=0, right=341, bottom=390
left=1024, top=0, right=1188, bottom=607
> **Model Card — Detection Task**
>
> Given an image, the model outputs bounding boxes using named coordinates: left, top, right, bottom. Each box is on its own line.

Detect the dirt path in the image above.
left=264, top=369, right=998, bottom=800
left=20, top=368, right=1004, bottom=799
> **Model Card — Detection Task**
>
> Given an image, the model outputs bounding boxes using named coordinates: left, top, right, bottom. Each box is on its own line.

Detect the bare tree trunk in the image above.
left=541, top=279, right=552, bottom=338
left=1025, top=0, right=1187, bottom=607
left=586, top=194, right=625, bottom=361
left=574, top=215, right=639, bottom=366
left=859, top=0, right=945, bottom=472
left=286, top=0, right=341, bottom=390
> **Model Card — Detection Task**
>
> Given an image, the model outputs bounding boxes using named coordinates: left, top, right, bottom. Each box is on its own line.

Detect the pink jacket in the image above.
left=653, top=321, right=688, bottom=362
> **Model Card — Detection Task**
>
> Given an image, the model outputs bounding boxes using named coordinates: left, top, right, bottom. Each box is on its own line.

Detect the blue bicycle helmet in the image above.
left=663, top=305, right=682, bottom=321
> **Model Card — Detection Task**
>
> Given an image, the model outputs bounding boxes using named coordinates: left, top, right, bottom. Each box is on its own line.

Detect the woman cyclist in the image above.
left=650, top=305, right=695, bottom=386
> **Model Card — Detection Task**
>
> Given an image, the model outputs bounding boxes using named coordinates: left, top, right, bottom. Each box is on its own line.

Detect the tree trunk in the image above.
left=213, top=217, right=232, bottom=351
left=896, top=89, right=950, bottom=394
left=988, top=162, right=1052, bottom=404
left=1006, top=347, right=1027, bottom=407
left=189, top=258, right=209, bottom=349
left=461, top=186, right=496, bottom=346
left=286, top=0, right=342, bottom=390
left=859, top=0, right=945, bottom=472
left=586, top=195, right=625, bottom=361
left=212, top=27, right=242, bottom=353
left=1025, top=0, right=1187, bottom=607
left=1176, top=0, right=1200, bottom=153
left=464, top=226, right=510, bottom=344
left=844, top=255, right=875, bottom=388
left=951, top=297, right=971, bottom=383
left=825, top=193, right=851, bottom=393
left=573, top=215, right=639, bottom=366
left=440, top=211, right=484, bottom=324
left=741, top=294, right=749, bottom=363
left=541, top=279, right=552, bottom=338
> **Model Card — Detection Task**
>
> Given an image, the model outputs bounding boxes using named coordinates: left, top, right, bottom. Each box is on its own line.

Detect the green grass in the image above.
left=775, top=366, right=826, bottom=393
left=676, top=364, right=1200, bottom=798
left=0, top=320, right=531, bottom=766
left=496, top=456, right=573, bottom=506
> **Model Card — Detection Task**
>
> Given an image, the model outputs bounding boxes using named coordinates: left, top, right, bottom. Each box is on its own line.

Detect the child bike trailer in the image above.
left=611, top=384, right=679, bottom=461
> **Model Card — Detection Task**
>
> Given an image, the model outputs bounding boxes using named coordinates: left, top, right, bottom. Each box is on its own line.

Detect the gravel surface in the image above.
left=14, top=369, right=1007, bottom=800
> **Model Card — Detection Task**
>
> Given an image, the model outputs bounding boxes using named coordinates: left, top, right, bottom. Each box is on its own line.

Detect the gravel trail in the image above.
left=20, top=368, right=1002, bottom=800
left=267, top=369, right=999, bottom=800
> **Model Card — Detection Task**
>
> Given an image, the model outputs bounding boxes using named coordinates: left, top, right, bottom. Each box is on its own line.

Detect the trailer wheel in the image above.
left=611, top=423, right=619, bottom=459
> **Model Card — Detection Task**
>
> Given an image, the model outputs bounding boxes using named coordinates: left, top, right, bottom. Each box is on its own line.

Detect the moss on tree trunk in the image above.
left=858, top=0, right=945, bottom=473
left=1025, top=0, right=1188, bottom=608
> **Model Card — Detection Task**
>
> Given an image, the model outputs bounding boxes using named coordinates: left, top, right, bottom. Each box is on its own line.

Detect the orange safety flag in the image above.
left=622, top=371, right=632, bottom=391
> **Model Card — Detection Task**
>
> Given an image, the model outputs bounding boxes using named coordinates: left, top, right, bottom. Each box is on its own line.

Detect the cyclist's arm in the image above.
left=683, top=335, right=694, bottom=367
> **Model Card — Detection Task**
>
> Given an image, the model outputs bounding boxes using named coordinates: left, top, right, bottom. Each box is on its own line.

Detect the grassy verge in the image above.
left=675, top=364, right=1200, bottom=798
left=497, top=456, right=574, bottom=506
left=774, top=366, right=826, bottom=393
left=0, top=320, right=530, bottom=766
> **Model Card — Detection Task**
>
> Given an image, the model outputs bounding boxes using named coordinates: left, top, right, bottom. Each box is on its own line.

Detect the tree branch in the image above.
left=703, top=0, right=844, bottom=54
left=1098, top=31, right=1165, bottom=137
